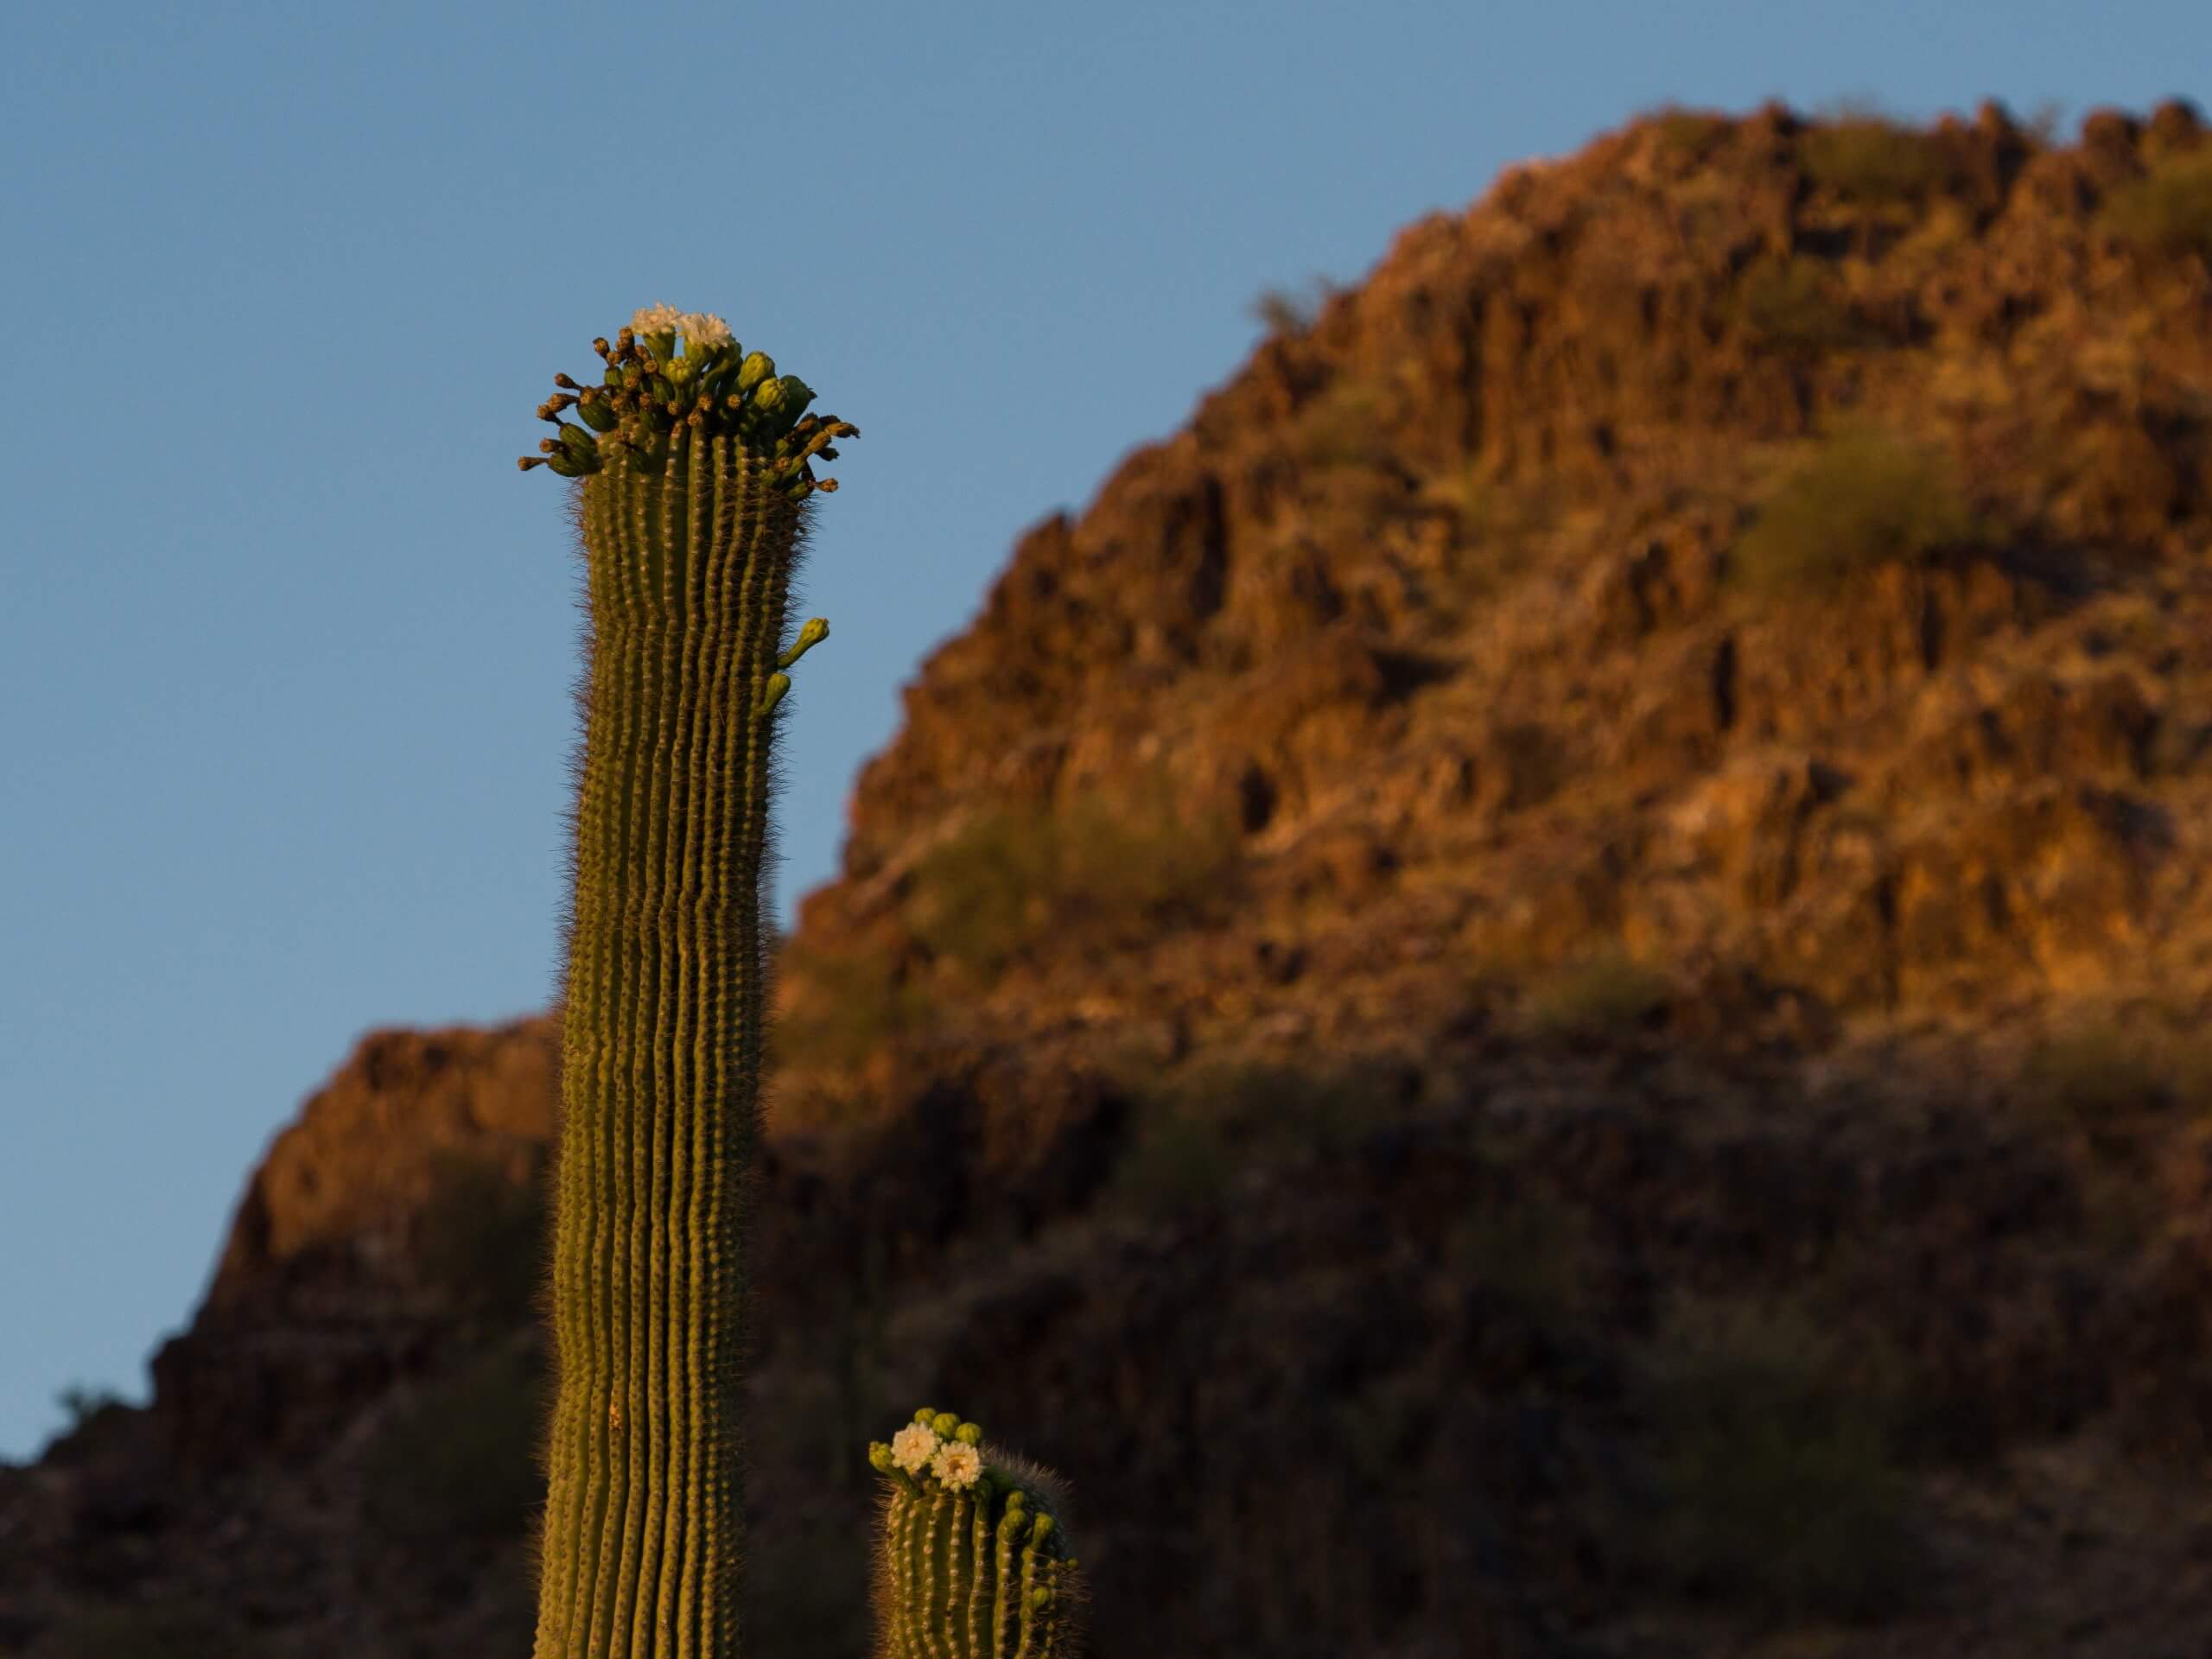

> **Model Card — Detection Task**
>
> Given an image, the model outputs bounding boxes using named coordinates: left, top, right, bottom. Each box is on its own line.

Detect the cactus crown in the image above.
left=867, top=1407, right=1087, bottom=1658
left=518, top=301, right=857, bottom=499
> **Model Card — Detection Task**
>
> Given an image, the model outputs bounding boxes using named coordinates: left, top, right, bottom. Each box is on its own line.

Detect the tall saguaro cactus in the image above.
left=518, top=303, right=855, bottom=1658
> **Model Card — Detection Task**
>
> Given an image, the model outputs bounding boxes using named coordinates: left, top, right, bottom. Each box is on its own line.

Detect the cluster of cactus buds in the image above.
left=867, top=1408, right=1086, bottom=1659
left=518, top=302, right=857, bottom=499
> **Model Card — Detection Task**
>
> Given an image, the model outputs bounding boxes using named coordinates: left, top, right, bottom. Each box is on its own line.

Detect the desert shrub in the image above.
left=2018, top=1016, right=2195, bottom=1150
left=1250, top=274, right=1342, bottom=337
left=1731, top=254, right=1869, bottom=357
left=2017, top=1011, right=2212, bottom=1251
left=1800, top=113, right=1952, bottom=207
left=34, top=1599, right=262, bottom=1659
left=907, top=808, right=1059, bottom=977
left=361, top=1337, right=550, bottom=1559
left=1728, top=424, right=1980, bottom=599
left=53, top=1382, right=126, bottom=1432
left=1418, top=467, right=1553, bottom=612
left=768, top=932, right=938, bottom=1074
left=1178, top=1052, right=1381, bottom=1155
left=1443, top=1181, right=1593, bottom=1325
left=1522, top=944, right=1672, bottom=1041
left=1105, top=1104, right=1241, bottom=1220
left=1292, top=376, right=1389, bottom=469
left=416, top=1146, right=547, bottom=1325
left=909, top=764, right=1243, bottom=979
left=1104, top=1052, right=1383, bottom=1221
left=1252, top=287, right=1314, bottom=335
left=2101, top=150, right=2212, bottom=262
left=1629, top=1294, right=1923, bottom=1624
left=1648, top=105, right=1731, bottom=162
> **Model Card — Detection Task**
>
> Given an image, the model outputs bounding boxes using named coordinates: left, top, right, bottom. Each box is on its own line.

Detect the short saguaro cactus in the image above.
left=868, top=1408, right=1087, bottom=1659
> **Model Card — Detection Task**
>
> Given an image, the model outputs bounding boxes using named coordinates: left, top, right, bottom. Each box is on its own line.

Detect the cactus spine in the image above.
left=868, top=1410, right=1088, bottom=1658
left=520, top=304, right=855, bottom=1658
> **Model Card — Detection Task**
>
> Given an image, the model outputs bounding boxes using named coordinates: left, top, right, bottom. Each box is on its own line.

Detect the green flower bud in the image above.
left=931, top=1411, right=960, bottom=1439
left=735, top=351, right=775, bottom=396
left=914, top=1407, right=938, bottom=1426
left=543, top=449, right=588, bottom=479
left=868, top=1441, right=897, bottom=1474
left=775, top=615, right=830, bottom=668
left=575, top=392, right=620, bottom=434
left=955, top=1421, right=983, bottom=1447
left=756, top=671, right=791, bottom=717
left=558, top=422, right=596, bottom=459
left=744, top=375, right=809, bottom=441
left=772, top=373, right=815, bottom=416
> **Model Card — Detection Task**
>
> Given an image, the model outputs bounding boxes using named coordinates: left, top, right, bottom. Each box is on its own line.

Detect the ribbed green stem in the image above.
left=532, top=434, right=802, bottom=1659
left=868, top=1452, right=1084, bottom=1659
left=990, top=1505, right=1020, bottom=1658
left=967, top=1495, right=990, bottom=1659
left=919, top=1489, right=948, bottom=1659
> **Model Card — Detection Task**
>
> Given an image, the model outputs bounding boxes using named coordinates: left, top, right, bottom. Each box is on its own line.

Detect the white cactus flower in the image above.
left=890, top=1421, right=941, bottom=1474
left=680, top=311, right=733, bottom=353
left=632, top=302, right=683, bottom=337
left=931, top=1441, right=983, bottom=1489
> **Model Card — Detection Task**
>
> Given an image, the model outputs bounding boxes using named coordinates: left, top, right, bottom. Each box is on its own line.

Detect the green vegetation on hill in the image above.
left=362, top=1338, right=550, bottom=1560
left=416, top=1147, right=549, bottom=1326
left=1103, top=1051, right=1381, bottom=1219
left=1800, top=112, right=1955, bottom=207
left=1729, top=422, right=1982, bottom=599
left=1624, top=1294, right=1923, bottom=1623
left=2103, top=149, right=2212, bottom=261
left=908, top=761, right=1244, bottom=980
left=1730, top=254, right=1875, bottom=359
left=33, top=1599, right=264, bottom=1659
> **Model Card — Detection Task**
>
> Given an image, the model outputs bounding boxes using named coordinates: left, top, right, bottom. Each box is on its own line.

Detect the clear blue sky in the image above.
left=1, top=0, right=2198, bottom=1464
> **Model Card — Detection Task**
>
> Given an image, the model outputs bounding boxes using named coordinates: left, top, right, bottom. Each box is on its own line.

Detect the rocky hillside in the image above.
left=8, top=97, right=2212, bottom=1658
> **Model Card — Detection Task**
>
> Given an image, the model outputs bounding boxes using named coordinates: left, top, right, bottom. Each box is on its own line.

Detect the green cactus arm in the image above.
left=523, top=306, right=855, bottom=1659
